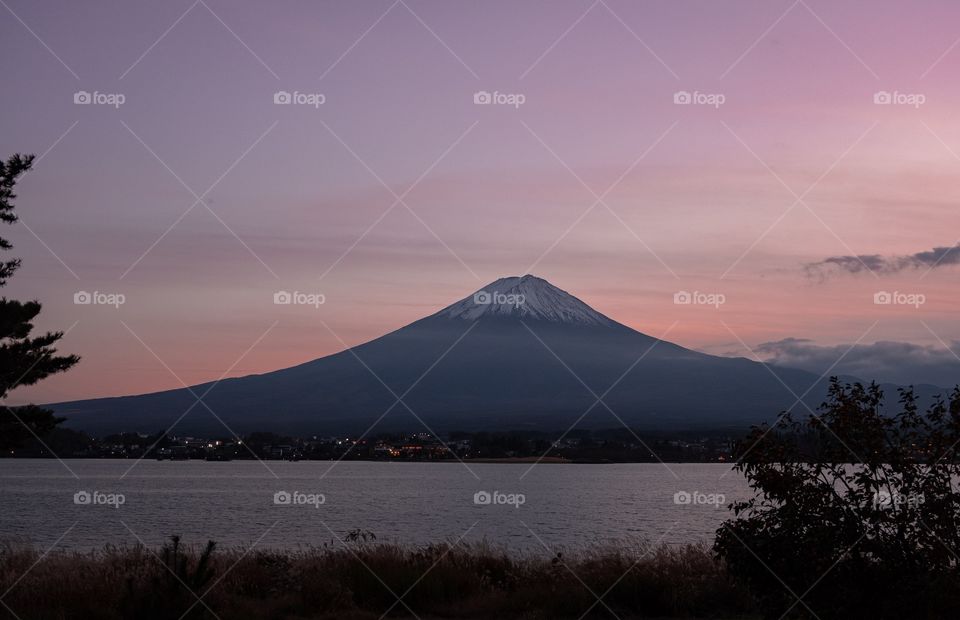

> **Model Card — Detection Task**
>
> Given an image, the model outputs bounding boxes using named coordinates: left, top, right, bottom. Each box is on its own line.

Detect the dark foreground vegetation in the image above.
left=0, top=537, right=754, bottom=620
left=3, top=526, right=960, bottom=620
left=0, top=153, right=79, bottom=453
left=717, top=379, right=960, bottom=619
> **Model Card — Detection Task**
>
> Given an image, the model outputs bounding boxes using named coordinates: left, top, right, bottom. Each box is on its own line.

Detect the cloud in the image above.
left=805, top=244, right=960, bottom=278
left=754, top=338, right=960, bottom=387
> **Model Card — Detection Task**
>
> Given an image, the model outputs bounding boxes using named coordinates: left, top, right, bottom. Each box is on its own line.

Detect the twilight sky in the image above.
left=3, top=0, right=960, bottom=404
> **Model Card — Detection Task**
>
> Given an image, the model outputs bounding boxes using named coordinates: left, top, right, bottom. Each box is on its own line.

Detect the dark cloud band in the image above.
left=755, top=338, right=960, bottom=387
left=805, top=244, right=960, bottom=277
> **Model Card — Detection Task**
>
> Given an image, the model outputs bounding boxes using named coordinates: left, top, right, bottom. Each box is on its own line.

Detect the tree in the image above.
left=0, top=154, right=79, bottom=451
left=715, top=378, right=960, bottom=619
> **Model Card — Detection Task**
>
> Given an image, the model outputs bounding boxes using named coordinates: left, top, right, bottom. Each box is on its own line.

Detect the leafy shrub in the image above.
left=716, top=379, right=960, bottom=619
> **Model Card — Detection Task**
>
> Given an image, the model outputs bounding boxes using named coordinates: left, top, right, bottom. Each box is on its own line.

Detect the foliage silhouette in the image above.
left=121, top=536, right=218, bottom=619
left=716, top=378, right=960, bottom=618
left=0, top=153, right=79, bottom=450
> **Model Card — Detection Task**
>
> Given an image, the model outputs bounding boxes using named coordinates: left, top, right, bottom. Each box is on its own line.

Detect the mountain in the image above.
left=50, top=275, right=937, bottom=436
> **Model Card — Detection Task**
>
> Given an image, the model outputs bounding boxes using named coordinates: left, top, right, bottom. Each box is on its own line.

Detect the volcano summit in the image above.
left=55, top=275, right=835, bottom=435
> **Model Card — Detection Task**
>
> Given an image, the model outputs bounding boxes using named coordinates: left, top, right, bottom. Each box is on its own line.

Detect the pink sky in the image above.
left=2, top=0, right=960, bottom=403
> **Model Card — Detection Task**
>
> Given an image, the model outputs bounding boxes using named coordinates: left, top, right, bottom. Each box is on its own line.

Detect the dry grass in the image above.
left=0, top=538, right=757, bottom=619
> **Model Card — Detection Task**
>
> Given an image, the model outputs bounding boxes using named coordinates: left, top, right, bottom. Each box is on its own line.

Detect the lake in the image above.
left=0, top=459, right=750, bottom=553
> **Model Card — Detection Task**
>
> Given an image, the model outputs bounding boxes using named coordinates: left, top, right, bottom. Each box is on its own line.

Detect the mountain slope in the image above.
left=51, top=275, right=919, bottom=435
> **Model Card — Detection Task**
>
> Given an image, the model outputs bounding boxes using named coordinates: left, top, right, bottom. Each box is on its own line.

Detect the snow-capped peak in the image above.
left=437, top=275, right=616, bottom=326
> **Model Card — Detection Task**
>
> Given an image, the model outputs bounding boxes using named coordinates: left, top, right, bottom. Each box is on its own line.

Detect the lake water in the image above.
left=0, top=460, right=750, bottom=553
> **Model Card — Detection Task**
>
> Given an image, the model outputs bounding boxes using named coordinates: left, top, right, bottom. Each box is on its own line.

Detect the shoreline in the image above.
left=0, top=456, right=730, bottom=464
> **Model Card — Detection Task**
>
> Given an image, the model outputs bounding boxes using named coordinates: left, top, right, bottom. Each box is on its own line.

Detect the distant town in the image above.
left=5, top=427, right=738, bottom=463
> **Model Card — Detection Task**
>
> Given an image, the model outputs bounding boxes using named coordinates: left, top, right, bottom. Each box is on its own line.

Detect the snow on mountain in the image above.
left=436, top=275, right=617, bottom=326
left=57, top=273, right=908, bottom=436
